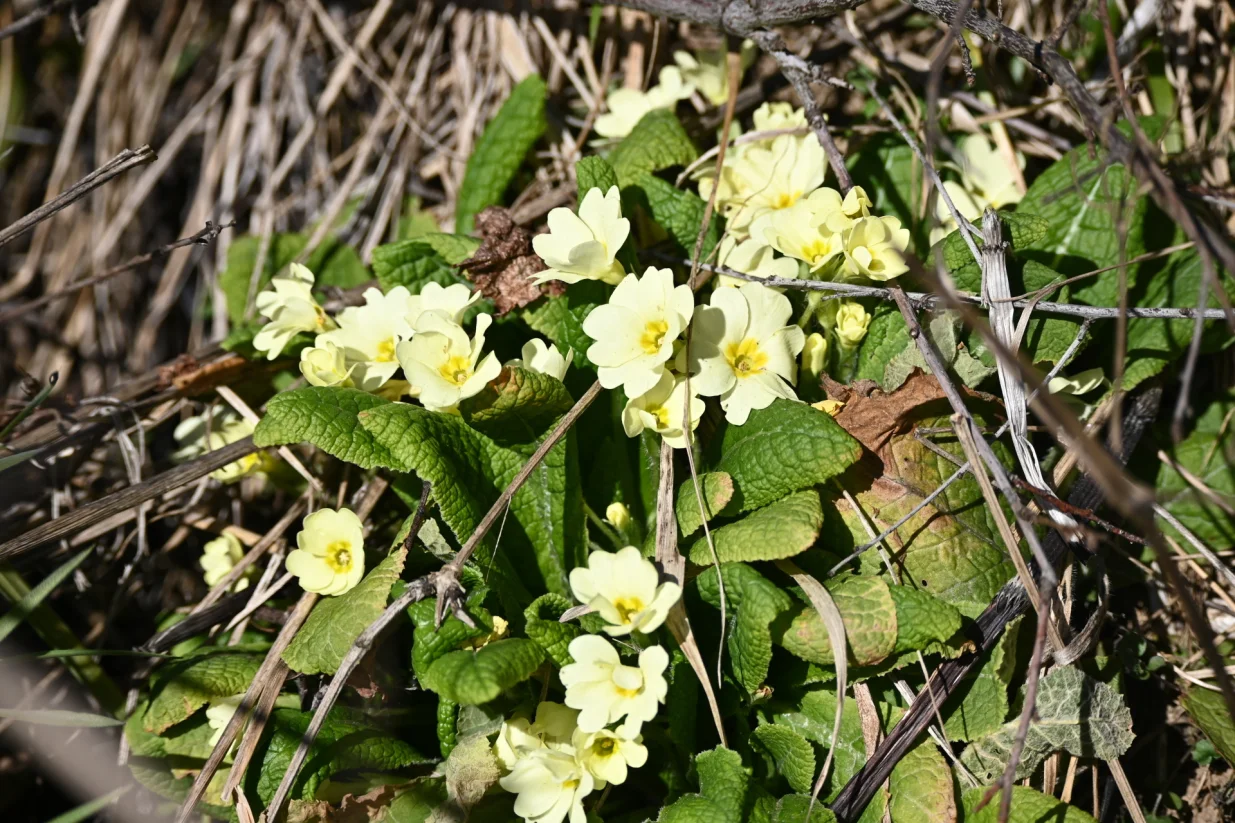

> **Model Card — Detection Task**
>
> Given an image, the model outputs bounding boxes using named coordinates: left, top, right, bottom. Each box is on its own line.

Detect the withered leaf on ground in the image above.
left=459, top=207, right=563, bottom=314
left=823, top=369, right=1001, bottom=466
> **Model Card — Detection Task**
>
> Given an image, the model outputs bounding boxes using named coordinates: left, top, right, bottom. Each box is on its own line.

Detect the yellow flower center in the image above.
left=640, top=319, right=670, bottom=355
left=773, top=191, right=801, bottom=209
left=650, top=405, right=671, bottom=430
left=593, top=737, right=617, bottom=757
left=376, top=338, right=397, bottom=362
left=725, top=338, right=768, bottom=377
left=438, top=355, right=472, bottom=386
left=563, top=779, right=580, bottom=790
left=613, top=597, right=646, bottom=625
left=325, top=541, right=353, bottom=573
left=802, top=237, right=833, bottom=263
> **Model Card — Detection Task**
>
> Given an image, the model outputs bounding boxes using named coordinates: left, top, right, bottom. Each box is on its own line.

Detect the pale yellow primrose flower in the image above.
left=582, top=267, right=694, bottom=399
left=698, top=104, right=825, bottom=236
left=253, top=263, right=334, bottom=360
left=569, top=545, right=682, bottom=636
left=287, top=507, right=365, bottom=596
left=495, top=701, right=579, bottom=771
left=396, top=312, right=502, bottom=413
left=532, top=187, right=630, bottom=286
left=672, top=42, right=755, bottom=106
left=835, top=302, right=872, bottom=349
left=316, top=286, right=416, bottom=392
left=206, top=694, right=245, bottom=746
left=200, top=532, right=252, bottom=592
left=688, top=283, right=806, bottom=426
left=500, top=748, right=593, bottom=823
left=621, top=369, right=704, bottom=450
left=299, top=340, right=354, bottom=388
left=1048, top=367, right=1107, bottom=397
left=958, top=132, right=1025, bottom=210
left=572, top=727, right=647, bottom=787
left=172, top=411, right=266, bottom=483
left=406, top=282, right=481, bottom=331
left=931, top=134, right=1026, bottom=244
left=509, top=338, right=573, bottom=382
left=459, top=614, right=510, bottom=651
left=593, top=66, right=693, bottom=140
left=755, top=195, right=843, bottom=272
left=716, top=235, right=800, bottom=289
left=560, top=635, right=669, bottom=738
left=752, top=101, right=808, bottom=132
left=930, top=180, right=983, bottom=246
left=841, top=216, right=910, bottom=281
left=604, top=503, right=631, bottom=533
left=801, top=332, right=827, bottom=382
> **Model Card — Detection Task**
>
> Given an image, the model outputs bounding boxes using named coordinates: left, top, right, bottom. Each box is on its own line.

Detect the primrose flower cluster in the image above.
left=249, top=262, right=571, bottom=414
left=496, top=547, right=680, bottom=823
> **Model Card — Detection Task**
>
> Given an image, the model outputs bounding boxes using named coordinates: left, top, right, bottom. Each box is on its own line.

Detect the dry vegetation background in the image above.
left=1, top=0, right=1235, bottom=821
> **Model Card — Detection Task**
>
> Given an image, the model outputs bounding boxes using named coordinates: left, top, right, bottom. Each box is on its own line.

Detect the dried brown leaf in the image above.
left=460, top=207, right=562, bottom=314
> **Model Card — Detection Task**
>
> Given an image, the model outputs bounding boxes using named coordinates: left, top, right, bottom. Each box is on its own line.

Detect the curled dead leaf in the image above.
left=459, top=207, right=563, bottom=314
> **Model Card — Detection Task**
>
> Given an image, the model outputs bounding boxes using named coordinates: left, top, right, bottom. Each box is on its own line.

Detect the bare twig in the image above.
left=0, top=222, right=232, bottom=324
left=0, top=145, right=154, bottom=249
left=0, top=437, right=259, bottom=562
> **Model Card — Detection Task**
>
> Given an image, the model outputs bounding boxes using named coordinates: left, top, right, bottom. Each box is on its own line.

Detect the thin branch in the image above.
left=0, top=222, right=233, bottom=324
left=0, top=146, right=155, bottom=249
left=659, top=257, right=1228, bottom=320
left=0, top=437, right=260, bottom=562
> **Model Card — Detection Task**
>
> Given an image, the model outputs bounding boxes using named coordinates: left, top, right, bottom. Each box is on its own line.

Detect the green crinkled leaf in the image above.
left=939, top=212, right=1050, bottom=271
left=220, top=233, right=368, bottom=325
left=943, top=617, right=1019, bottom=741
left=767, top=795, right=838, bottom=823
left=441, top=733, right=503, bottom=814
left=387, top=779, right=449, bottom=823
left=960, top=665, right=1135, bottom=782
left=776, top=574, right=897, bottom=667
left=455, top=75, right=546, bottom=234
left=143, top=648, right=264, bottom=733
left=689, top=490, right=823, bottom=564
left=657, top=746, right=752, bottom=823
left=627, top=173, right=722, bottom=261
left=696, top=563, right=793, bottom=693
left=160, top=713, right=217, bottom=759
left=283, top=548, right=408, bottom=675
left=887, top=584, right=962, bottom=654
left=576, top=156, right=619, bottom=199
left=523, top=280, right=607, bottom=370
left=459, top=366, right=574, bottom=444
left=1156, top=389, right=1235, bottom=550
left=360, top=402, right=582, bottom=597
left=715, top=399, right=863, bottom=512
left=255, top=386, right=400, bottom=471
left=609, top=109, right=697, bottom=186
left=676, top=472, right=734, bottom=536
left=961, top=786, right=1096, bottom=823
left=370, top=239, right=470, bottom=294
left=248, top=707, right=433, bottom=808
left=888, top=739, right=956, bottom=823
left=437, top=698, right=459, bottom=758
left=855, top=304, right=911, bottom=386
left=830, top=417, right=1015, bottom=618
left=422, top=639, right=545, bottom=705
left=422, top=232, right=482, bottom=265
left=407, top=592, right=492, bottom=680
left=1124, top=251, right=1234, bottom=390
left=882, top=311, right=993, bottom=391
left=1017, top=125, right=1156, bottom=307
left=751, top=724, right=815, bottom=794
left=523, top=593, right=580, bottom=667
left=771, top=689, right=895, bottom=807
left=1183, top=687, right=1235, bottom=764
left=1015, top=260, right=1086, bottom=366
